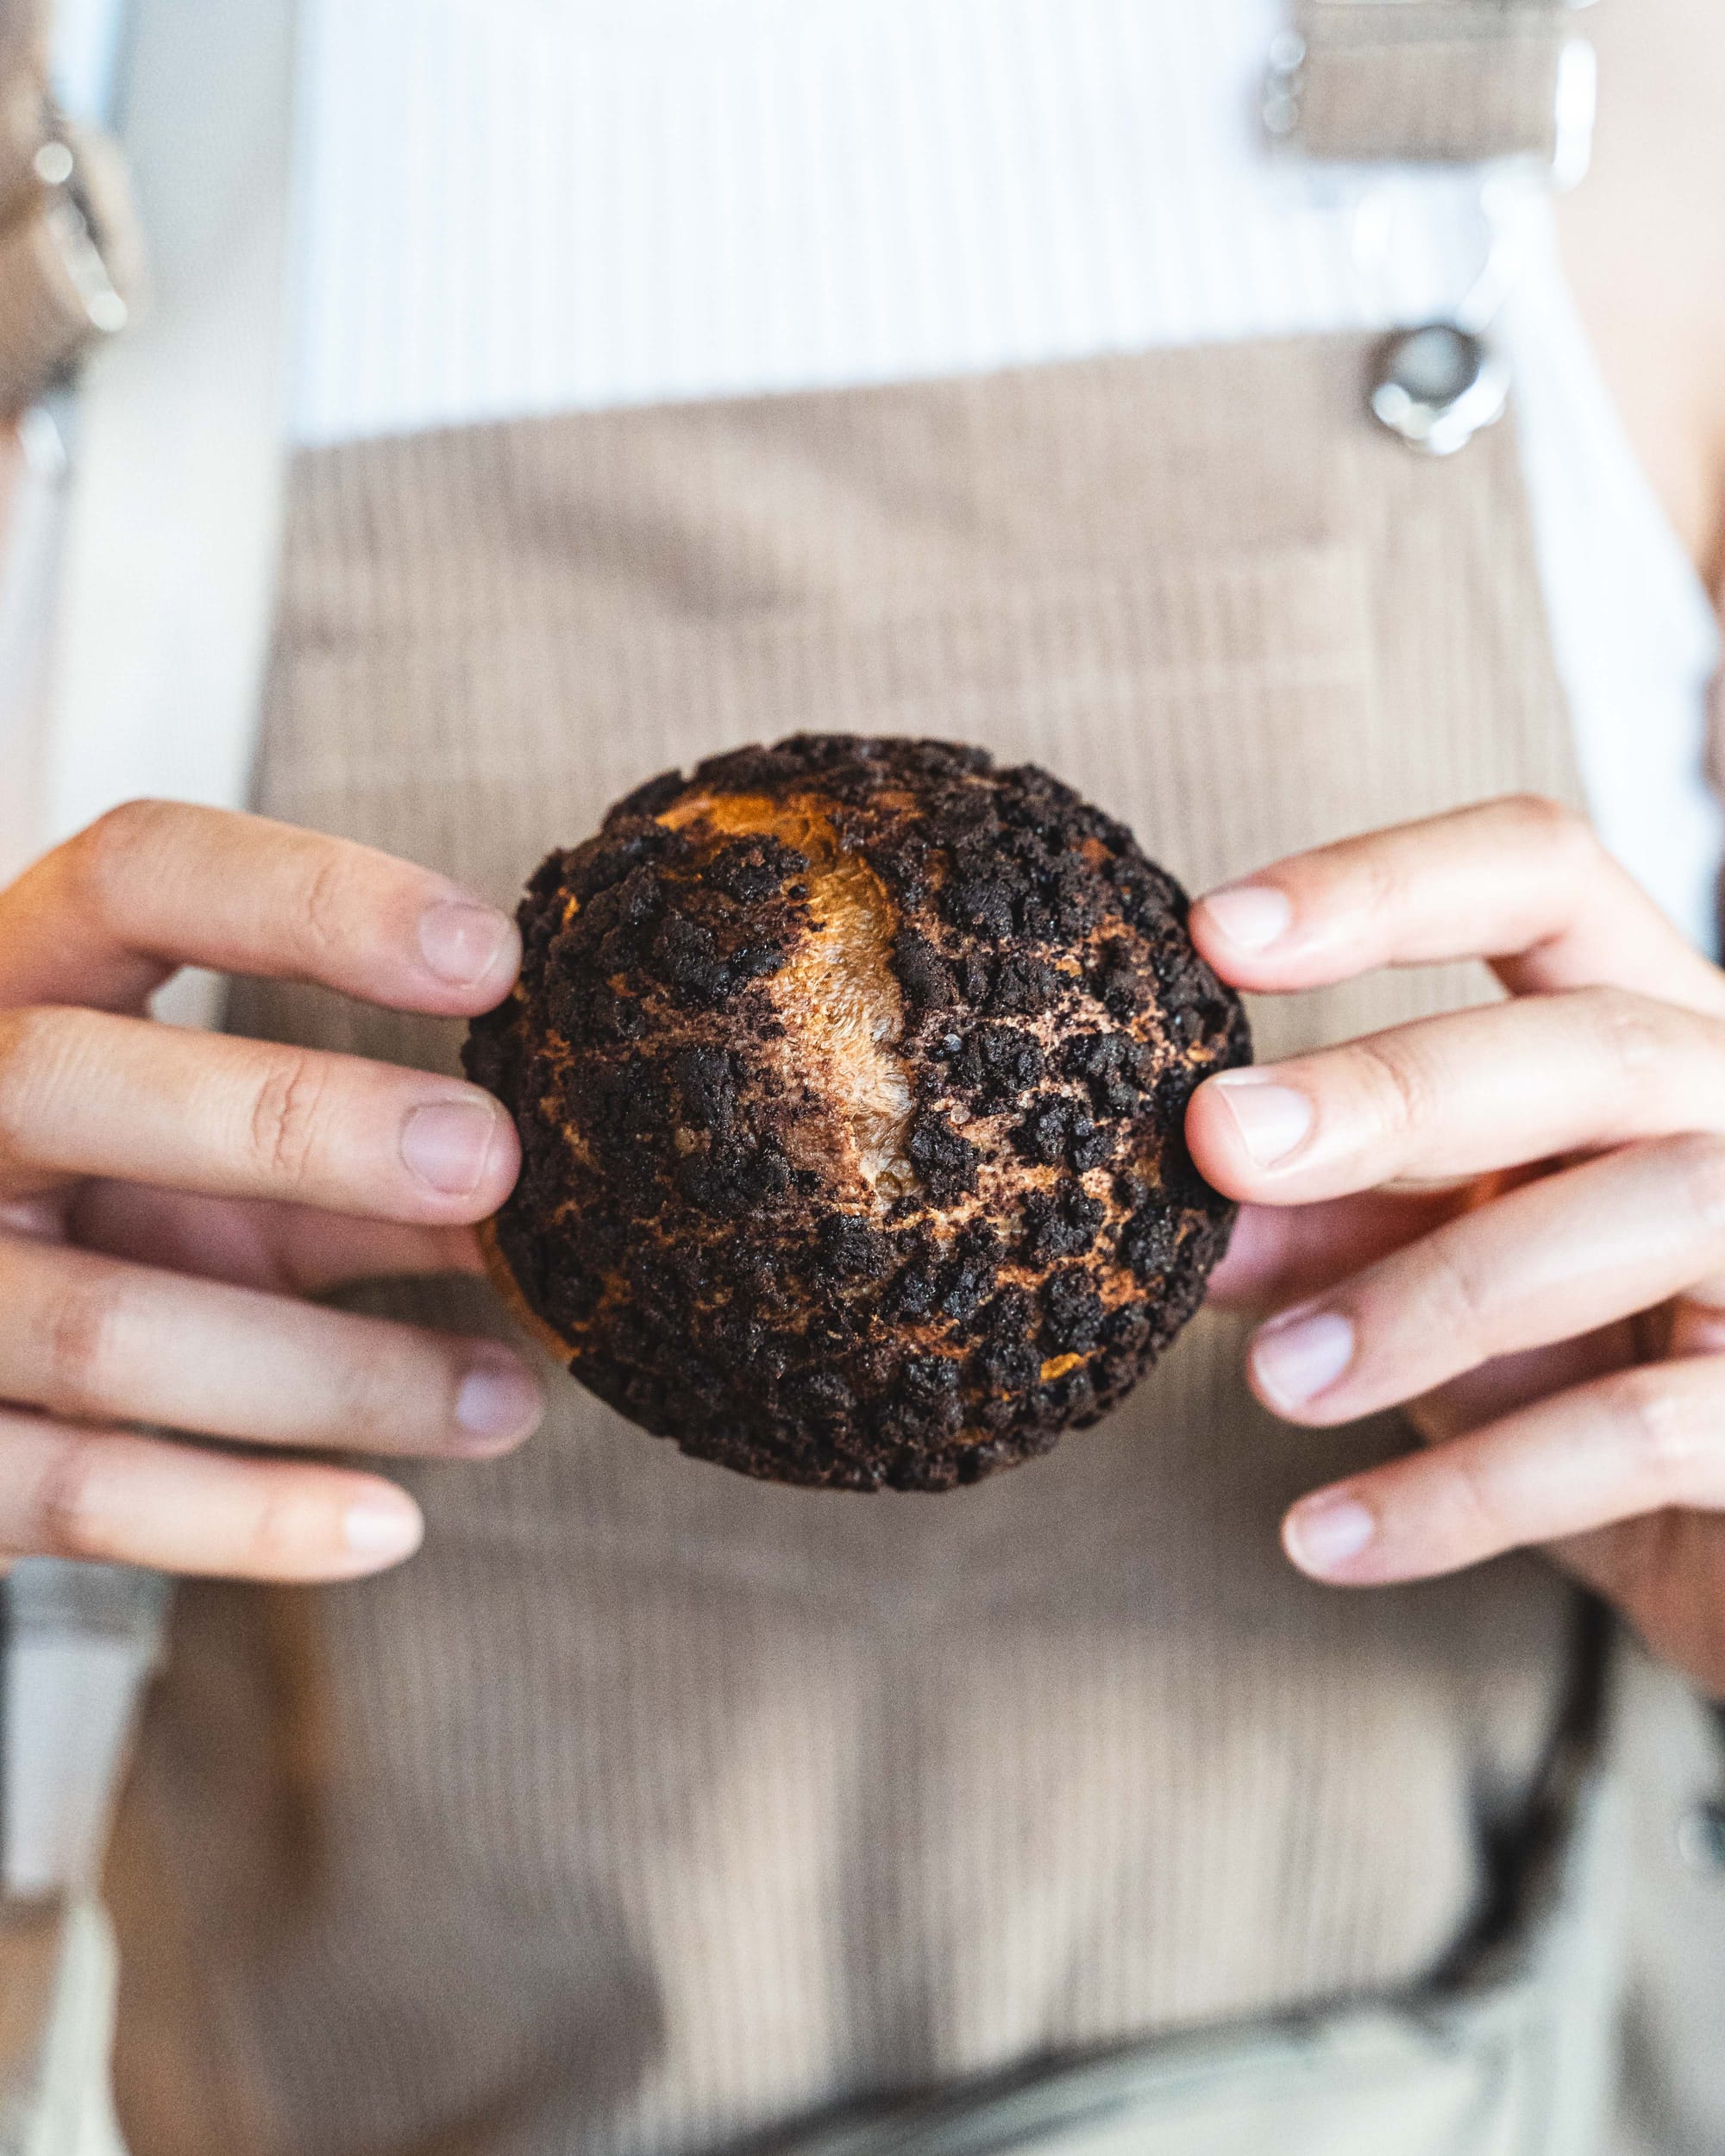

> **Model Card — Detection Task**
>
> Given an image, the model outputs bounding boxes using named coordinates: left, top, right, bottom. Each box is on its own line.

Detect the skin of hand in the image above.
left=1186, top=794, right=1725, bottom=1702
left=0, top=800, right=544, bottom=1583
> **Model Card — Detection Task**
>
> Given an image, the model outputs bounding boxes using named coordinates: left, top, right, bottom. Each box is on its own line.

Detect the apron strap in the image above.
left=1276, top=0, right=1593, bottom=165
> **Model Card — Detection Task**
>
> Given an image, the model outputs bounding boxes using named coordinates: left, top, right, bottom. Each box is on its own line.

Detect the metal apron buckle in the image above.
left=1261, top=0, right=1598, bottom=455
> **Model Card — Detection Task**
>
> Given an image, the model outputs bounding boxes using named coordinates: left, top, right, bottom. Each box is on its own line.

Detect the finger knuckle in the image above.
left=1583, top=986, right=1668, bottom=1089
left=247, top=1052, right=330, bottom=1188
left=1659, top=1131, right=1725, bottom=1235
left=1433, top=1445, right=1511, bottom=1553
left=1613, top=1367, right=1704, bottom=1493
left=72, top=799, right=178, bottom=930
left=323, top=1334, right=427, bottom=1446
left=1350, top=1033, right=1434, bottom=1144
left=1349, top=839, right=1409, bottom=929
left=298, top=848, right=358, bottom=968
left=41, top=1273, right=122, bottom=1413
left=244, top=1479, right=323, bottom=1572
left=30, top=1430, right=110, bottom=1560
left=0, top=1007, right=70, bottom=1166
left=1414, top=1232, right=1498, bottom=1363
left=1499, top=793, right=1590, bottom=862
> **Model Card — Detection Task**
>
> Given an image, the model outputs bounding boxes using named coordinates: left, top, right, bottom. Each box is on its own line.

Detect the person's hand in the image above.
left=1186, top=796, right=1725, bottom=1701
left=0, top=801, right=542, bottom=1582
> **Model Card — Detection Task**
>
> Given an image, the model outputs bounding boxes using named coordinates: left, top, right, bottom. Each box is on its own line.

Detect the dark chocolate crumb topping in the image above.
left=464, top=733, right=1251, bottom=1491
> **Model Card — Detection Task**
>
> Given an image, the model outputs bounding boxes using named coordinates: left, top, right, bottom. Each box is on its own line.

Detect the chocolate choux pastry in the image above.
left=464, top=735, right=1250, bottom=1490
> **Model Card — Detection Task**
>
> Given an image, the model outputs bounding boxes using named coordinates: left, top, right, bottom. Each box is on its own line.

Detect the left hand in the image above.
left=1185, top=794, right=1725, bottom=1700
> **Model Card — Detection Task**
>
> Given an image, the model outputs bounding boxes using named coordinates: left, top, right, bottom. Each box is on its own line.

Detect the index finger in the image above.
left=0, top=800, right=520, bottom=1015
left=1188, top=795, right=1725, bottom=1018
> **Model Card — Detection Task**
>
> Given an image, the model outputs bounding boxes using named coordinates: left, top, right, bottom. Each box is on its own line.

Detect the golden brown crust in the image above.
left=475, top=1216, right=571, bottom=1369
left=464, top=734, right=1251, bottom=1491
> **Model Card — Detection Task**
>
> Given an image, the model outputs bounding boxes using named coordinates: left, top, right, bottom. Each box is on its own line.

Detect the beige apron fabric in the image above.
left=107, top=336, right=1603, bottom=2156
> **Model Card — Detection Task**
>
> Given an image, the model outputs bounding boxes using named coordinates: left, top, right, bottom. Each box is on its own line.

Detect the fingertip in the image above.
left=1249, top=1307, right=1356, bottom=1418
left=339, top=1482, right=425, bottom=1574
left=414, top=895, right=521, bottom=1012
left=396, top=1091, right=521, bottom=1220
left=1183, top=1075, right=1263, bottom=1200
left=477, top=1095, right=522, bottom=1213
left=451, top=1344, right=544, bottom=1453
left=479, top=915, right=524, bottom=1009
left=1281, top=1489, right=1377, bottom=1582
left=463, top=1090, right=523, bottom=1219
left=1190, top=881, right=1294, bottom=979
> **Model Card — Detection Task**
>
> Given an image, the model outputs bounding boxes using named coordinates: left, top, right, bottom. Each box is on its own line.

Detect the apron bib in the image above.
left=104, top=334, right=1620, bottom=2156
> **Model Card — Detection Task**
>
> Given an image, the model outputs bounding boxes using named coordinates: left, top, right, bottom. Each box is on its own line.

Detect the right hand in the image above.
left=0, top=800, right=543, bottom=1582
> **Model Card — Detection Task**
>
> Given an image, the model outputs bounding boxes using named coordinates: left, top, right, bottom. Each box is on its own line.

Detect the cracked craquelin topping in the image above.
left=464, top=734, right=1251, bottom=1490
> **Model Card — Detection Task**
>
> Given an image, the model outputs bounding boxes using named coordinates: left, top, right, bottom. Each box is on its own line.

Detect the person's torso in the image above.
left=101, top=9, right=1706, bottom=2154
left=110, top=331, right=1609, bottom=2155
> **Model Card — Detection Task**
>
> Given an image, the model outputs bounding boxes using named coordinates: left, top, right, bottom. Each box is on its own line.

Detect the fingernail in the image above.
left=1200, top=883, right=1292, bottom=952
left=1284, top=1493, right=1376, bottom=1576
left=343, top=1492, right=424, bottom=1562
left=1252, top=1309, right=1355, bottom=1410
left=401, top=1100, right=498, bottom=1196
left=1211, top=1074, right=1314, bottom=1166
left=418, top=899, right=513, bottom=987
left=454, top=1353, right=543, bottom=1448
